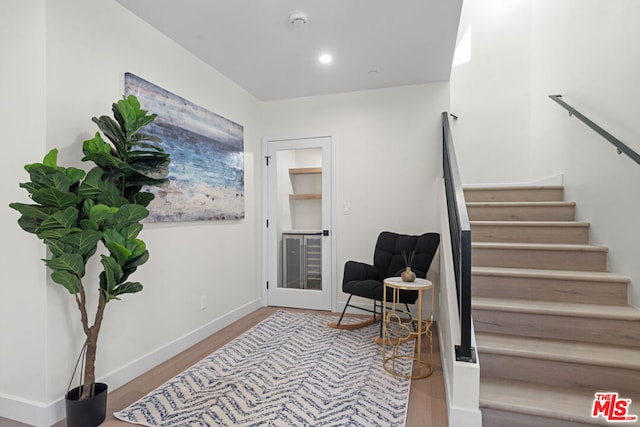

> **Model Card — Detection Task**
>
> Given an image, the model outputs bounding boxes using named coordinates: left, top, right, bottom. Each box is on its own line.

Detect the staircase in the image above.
left=466, top=185, right=640, bottom=426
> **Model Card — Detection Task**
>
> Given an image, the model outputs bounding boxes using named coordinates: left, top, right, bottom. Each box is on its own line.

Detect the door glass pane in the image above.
left=276, top=148, right=322, bottom=290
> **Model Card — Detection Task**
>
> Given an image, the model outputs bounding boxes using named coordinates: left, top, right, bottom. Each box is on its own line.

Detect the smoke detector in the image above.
left=289, top=11, right=308, bottom=27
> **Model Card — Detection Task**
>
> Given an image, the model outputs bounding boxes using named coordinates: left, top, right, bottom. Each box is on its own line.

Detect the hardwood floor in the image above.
left=4, top=307, right=447, bottom=427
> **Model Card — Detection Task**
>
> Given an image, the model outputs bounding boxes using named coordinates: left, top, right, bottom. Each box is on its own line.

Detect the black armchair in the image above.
left=328, top=231, right=440, bottom=330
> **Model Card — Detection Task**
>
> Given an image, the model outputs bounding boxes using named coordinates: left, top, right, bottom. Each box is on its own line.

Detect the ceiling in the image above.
left=116, top=0, right=463, bottom=101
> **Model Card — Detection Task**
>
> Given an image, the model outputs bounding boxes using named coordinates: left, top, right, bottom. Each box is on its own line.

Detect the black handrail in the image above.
left=442, top=112, right=476, bottom=363
left=549, top=95, right=640, bottom=166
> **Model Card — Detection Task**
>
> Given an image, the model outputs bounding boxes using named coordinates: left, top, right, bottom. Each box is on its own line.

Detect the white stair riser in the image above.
left=472, top=274, right=628, bottom=305
left=471, top=185, right=639, bottom=427
left=473, top=247, right=607, bottom=272
left=464, top=187, right=564, bottom=202
left=468, top=205, right=576, bottom=221
left=471, top=224, right=589, bottom=244
left=473, top=309, right=640, bottom=347
left=480, top=353, right=640, bottom=396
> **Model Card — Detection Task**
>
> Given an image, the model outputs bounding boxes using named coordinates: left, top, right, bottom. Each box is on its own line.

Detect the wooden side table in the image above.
left=381, top=276, right=434, bottom=379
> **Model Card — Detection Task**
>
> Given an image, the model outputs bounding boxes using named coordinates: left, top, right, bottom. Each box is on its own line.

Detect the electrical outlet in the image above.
left=200, top=294, right=206, bottom=310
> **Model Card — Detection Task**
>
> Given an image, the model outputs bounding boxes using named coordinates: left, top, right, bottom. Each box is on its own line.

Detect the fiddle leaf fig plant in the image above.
left=9, top=95, right=170, bottom=400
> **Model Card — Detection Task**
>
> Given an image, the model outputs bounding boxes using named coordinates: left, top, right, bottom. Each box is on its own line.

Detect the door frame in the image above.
left=261, top=134, right=337, bottom=312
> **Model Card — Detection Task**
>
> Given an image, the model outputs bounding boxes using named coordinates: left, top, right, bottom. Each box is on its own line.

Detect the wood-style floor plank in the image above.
left=4, top=307, right=447, bottom=427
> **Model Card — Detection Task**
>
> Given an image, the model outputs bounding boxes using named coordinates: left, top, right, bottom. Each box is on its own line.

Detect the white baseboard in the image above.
left=0, top=394, right=50, bottom=427
left=0, top=298, right=263, bottom=427
left=448, top=406, right=483, bottom=427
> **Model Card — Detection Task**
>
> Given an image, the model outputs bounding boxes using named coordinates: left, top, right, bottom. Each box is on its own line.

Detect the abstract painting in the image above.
left=124, top=73, right=244, bottom=221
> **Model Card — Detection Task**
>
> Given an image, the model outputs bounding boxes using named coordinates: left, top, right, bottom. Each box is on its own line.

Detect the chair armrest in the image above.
left=343, top=261, right=379, bottom=284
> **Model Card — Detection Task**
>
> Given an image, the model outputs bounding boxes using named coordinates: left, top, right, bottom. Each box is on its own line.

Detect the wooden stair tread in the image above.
left=480, top=378, right=640, bottom=425
left=473, top=242, right=608, bottom=252
left=472, top=297, right=640, bottom=320
left=471, top=183, right=639, bottom=425
left=467, top=201, right=575, bottom=207
left=465, top=185, right=565, bottom=191
left=476, top=333, right=640, bottom=370
left=471, top=220, right=589, bottom=227
left=472, top=266, right=630, bottom=283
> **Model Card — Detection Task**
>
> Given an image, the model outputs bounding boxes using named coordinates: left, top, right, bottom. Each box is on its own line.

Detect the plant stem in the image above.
left=78, top=291, right=106, bottom=400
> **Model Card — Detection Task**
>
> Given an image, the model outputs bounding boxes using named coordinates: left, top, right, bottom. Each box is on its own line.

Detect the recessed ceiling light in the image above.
left=319, top=54, right=332, bottom=64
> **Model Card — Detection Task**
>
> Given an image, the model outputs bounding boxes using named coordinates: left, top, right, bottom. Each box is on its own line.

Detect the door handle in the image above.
left=323, top=230, right=330, bottom=236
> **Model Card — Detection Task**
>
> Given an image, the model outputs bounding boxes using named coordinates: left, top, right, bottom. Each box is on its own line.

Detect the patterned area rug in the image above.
left=115, top=310, right=415, bottom=426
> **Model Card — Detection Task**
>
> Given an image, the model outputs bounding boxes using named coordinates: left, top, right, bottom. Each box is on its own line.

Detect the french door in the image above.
left=263, top=136, right=333, bottom=310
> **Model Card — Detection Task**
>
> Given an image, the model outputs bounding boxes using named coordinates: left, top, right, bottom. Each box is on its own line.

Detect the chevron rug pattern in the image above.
left=114, top=310, right=415, bottom=426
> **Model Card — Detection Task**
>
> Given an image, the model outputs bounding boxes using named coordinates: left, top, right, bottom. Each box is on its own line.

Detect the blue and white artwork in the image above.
left=124, top=73, right=244, bottom=221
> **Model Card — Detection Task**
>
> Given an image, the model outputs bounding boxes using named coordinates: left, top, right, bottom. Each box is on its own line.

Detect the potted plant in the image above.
left=9, top=95, right=170, bottom=426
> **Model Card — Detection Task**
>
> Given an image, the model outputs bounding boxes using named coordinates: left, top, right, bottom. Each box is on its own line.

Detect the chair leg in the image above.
left=327, top=295, right=377, bottom=330
left=335, top=295, right=353, bottom=327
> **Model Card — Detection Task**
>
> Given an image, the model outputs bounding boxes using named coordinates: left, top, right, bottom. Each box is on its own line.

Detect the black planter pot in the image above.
left=65, top=383, right=108, bottom=427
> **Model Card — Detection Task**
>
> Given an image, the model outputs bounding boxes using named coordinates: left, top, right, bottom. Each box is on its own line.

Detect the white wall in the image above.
left=2, top=0, right=262, bottom=424
left=451, top=0, right=640, bottom=307
left=263, top=83, right=450, bottom=308
left=529, top=0, right=640, bottom=307
left=450, top=0, right=533, bottom=184
left=0, top=0, right=49, bottom=407
left=2, top=2, right=454, bottom=425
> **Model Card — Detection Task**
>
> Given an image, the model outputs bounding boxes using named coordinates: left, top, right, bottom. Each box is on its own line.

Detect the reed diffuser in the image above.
left=401, top=250, right=416, bottom=282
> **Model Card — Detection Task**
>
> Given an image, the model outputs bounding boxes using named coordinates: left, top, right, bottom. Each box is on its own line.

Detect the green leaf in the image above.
left=116, top=204, right=148, bottom=225
left=36, top=227, right=74, bottom=240
left=118, top=98, right=137, bottom=136
left=64, top=167, right=86, bottom=184
left=106, top=241, right=131, bottom=265
left=93, top=115, right=129, bottom=159
left=82, top=132, right=111, bottom=155
left=133, top=192, right=155, bottom=207
left=43, top=253, right=84, bottom=276
left=51, top=270, right=80, bottom=294
left=113, top=281, right=143, bottom=297
left=88, top=204, right=119, bottom=224
left=9, top=203, right=57, bottom=222
left=16, top=215, right=41, bottom=234
left=102, top=229, right=131, bottom=264
left=124, top=250, right=149, bottom=270
left=78, top=168, right=121, bottom=202
left=126, top=238, right=146, bottom=259
left=26, top=165, right=72, bottom=193
left=31, top=188, right=80, bottom=209
left=9, top=203, right=55, bottom=217
left=42, top=149, right=58, bottom=168
left=79, top=218, right=99, bottom=231
left=130, top=133, right=162, bottom=144
left=121, top=250, right=149, bottom=282
left=36, top=206, right=78, bottom=233
left=98, top=190, right=129, bottom=208
left=82, top=198, right=95, bottom=215
left=19, top=181, right=41, bottom=195
left=62, top=230, right=102, bottom=256
left=44, top=238, right=66, bottom=257
left=102, top=228, right=125, bottom=245
left=99, top=255, right=123, bottom=300
left=120, top=223, right=143, bottom=240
